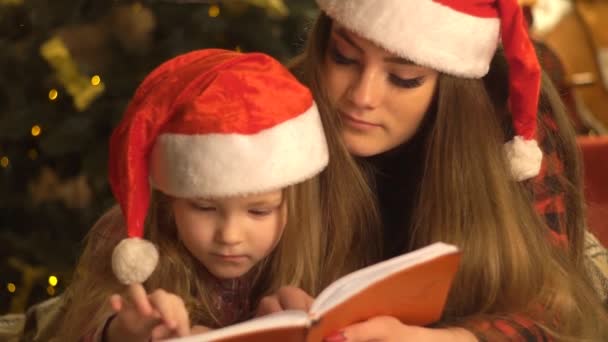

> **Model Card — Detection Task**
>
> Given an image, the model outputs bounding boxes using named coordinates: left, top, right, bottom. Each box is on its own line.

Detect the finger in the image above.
left=109, top=294, right=123, bottom=312
left=148, top=290, right=177, bottom=329
left=341, top=316, right=399, bottom=341
left=277, top=286, right=313, bottom=311
left=151, top=324, right=174, bottom=340
left=128, top=283, right=154, bottom=316
left=158, top=293, right=190, bottom=336
left=172, top=297, right=190, bottom=337
left=256, top=295, right=283, bottom=317
left=147, top=290, right=190, bottom=336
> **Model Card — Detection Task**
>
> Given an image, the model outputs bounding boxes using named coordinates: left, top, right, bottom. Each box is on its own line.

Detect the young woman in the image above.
left=259, top=1, right=608, bottom=341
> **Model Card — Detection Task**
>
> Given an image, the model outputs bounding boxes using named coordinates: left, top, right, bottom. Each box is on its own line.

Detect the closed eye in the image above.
left=329, top=46, right=357, bottom=65
left=248, top=208, right=276, bottom=217
left=388, top=74, right=424, bottom=89
left=190, top=201, right=216, bottom=212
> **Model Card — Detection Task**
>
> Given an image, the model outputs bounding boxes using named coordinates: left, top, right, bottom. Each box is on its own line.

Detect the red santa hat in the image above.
left=108, top=49, right=328, bottom=284
left=316, top=0, right=543, bottom=181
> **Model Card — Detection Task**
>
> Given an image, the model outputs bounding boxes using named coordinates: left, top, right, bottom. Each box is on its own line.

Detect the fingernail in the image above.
left=324, top=331, right=347, bottom=342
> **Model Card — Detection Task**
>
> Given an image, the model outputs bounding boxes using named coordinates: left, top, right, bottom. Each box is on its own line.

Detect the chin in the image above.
left=207, top=266, right=251, bottom=279
left=209, top=269, right=249, bottom=279
left=343, top=135, right=386, bottom=157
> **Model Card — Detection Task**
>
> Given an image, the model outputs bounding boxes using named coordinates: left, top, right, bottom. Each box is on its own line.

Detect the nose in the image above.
left=347, top=67, right=383, bottom=110
left=215, top=215, right=244, bottom=246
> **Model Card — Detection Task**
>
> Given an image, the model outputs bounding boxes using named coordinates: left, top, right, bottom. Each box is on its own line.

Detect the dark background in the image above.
left=0, top=0, right=317, bottom=314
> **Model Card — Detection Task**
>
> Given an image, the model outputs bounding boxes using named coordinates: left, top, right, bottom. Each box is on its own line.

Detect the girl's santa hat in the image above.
left=108, top=49, right=328, bottom=284
left=316, top=0, right=543, bottom=181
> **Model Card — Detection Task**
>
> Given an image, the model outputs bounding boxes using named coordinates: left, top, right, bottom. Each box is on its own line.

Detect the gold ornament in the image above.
left=28, top=167, right=93, bottom=209
left=7, top=257, right=46, bottom=313
left=39, top=36, right=105, bottom=111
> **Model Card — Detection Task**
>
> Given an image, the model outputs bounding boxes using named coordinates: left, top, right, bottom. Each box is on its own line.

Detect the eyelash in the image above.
left=388, top=74, right=423, bottom=88
left=190, top=203, right=275, bottom=216
left=329, top=45, right=424, bottom=89
left=330, top=46, right=357, bottom=65
left=192, top=203, right=215, bottom=212
left=248, top=208, right=273, bottom=216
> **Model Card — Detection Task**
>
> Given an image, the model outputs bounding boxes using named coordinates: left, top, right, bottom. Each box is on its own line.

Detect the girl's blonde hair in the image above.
left=58, top=183, right=323, bottom=341
left=290, top=13, right=608, bottom=340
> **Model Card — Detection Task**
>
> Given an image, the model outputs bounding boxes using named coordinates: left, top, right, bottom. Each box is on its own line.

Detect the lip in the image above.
left=212, top=253, right=248, bottom=262
left=340, top=111, right=381, bottom=129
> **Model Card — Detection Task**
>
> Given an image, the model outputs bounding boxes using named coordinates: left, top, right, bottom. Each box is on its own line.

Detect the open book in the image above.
left=166, top=242, right=461, bottom=342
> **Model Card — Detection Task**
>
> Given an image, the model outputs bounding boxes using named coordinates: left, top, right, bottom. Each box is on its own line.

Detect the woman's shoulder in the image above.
left=583, top=230, right=608, bottom=305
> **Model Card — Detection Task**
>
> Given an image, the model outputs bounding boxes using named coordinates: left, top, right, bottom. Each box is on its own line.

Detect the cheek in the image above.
left=322, top=62, right=347, bottom=105
left=387, top=81, right=436, bottom=140
left=173, top=209, right=212, bottom=249
left=252, top=211, right=287, bottom=253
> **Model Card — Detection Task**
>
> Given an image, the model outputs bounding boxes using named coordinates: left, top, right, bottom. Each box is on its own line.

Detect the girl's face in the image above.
left=172, top=190, right=286, bottom=279
left=322, top=24, right=439, bottom=156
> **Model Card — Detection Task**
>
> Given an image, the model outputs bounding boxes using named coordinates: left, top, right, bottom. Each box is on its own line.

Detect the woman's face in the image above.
left=322, top=24, right=439, bottom=156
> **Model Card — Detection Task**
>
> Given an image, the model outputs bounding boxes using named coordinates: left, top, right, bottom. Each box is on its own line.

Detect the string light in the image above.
left=48, top=89, right=58, bottom=101
left=48, top=275, right=58, bottom=287
left=0, top=156, right=9, bottom=168
left=208, top=4, right=220, bottom=17
left=28, top=149, right=38, bottom=160
left=91, top=75, right=101, bottom=86
left=31, top=125, right=41, bottom=137
left=7, top=283, right=16, bottom=293
left=47, top=286, right=55, bottom=296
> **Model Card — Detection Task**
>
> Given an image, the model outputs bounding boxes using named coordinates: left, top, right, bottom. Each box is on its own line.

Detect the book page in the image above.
left=310, top=242, right=459, bottom=317
left=164, top=310, right=309, bottom=342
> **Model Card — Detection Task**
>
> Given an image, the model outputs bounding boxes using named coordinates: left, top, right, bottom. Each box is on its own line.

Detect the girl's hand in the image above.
left=323, top=316, right=477, bottom=342
left=105, top=284, right=190, bottom=342
left=255, top=286, right=314, bottom=317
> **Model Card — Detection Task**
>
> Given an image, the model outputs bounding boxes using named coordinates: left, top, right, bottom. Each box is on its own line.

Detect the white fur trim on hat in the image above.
left=112, top=238, right=159, bottom=284
left=504, top=136, right=543, bottom=181
left=316, top=0, right=500, bottom=77
left=149, top=103, right=328, bottom=198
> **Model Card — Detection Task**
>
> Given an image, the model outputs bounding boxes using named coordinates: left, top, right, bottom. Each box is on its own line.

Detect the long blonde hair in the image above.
left=291, top=13, right=608, bottom=340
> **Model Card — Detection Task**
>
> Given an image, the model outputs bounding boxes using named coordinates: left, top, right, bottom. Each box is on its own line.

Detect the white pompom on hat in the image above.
left=108, top=49, right=329, bottom=284
left=316, top=0, right=543, bottom=181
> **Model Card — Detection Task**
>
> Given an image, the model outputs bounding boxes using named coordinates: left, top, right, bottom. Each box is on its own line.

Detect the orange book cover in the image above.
left=165, top=242, right=461, bottom=342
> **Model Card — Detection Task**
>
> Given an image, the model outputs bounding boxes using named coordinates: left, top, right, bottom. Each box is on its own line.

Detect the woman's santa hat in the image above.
left=316, top=0, right=543, bottom=181
left=108, top=49, right=328, bottom=284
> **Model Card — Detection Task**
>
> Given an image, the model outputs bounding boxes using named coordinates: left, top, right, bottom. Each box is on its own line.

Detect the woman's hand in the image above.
left=255, top=286, right=314, bottom=316
left=105, top=284, right=190, bottom=342
left=323, top=316, right=478, bottom=342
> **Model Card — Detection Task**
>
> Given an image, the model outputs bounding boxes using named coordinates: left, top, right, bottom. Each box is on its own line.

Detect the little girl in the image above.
left=54, top=48, right=332, bottom=341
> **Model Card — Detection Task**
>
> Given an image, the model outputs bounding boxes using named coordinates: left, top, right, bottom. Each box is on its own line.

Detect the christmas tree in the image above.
left=0, top=0, right=318, bottom=314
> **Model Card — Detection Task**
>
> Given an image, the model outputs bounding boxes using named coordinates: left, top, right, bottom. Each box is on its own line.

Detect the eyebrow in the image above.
left=193, top=196, right=283, bottom=207
left=247, top=196, right=283, bottom=207
left=248, top=200, right=281, bottom=207
left=334, top=28, right=414, bottom=65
